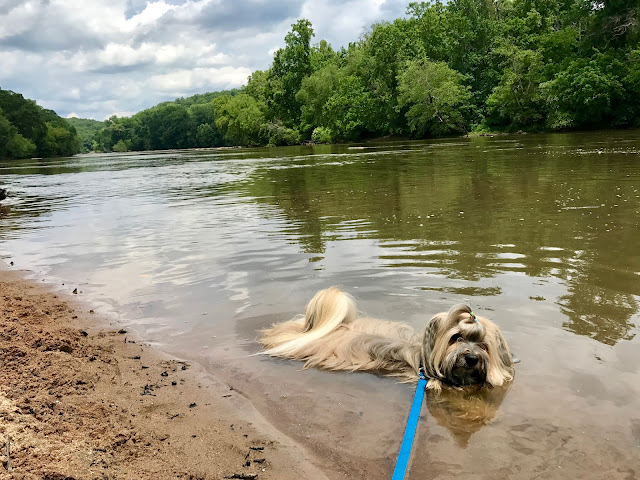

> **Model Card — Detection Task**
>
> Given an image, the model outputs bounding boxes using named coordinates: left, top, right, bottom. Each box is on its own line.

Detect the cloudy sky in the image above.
left=0, top=0, right=408, bottom=120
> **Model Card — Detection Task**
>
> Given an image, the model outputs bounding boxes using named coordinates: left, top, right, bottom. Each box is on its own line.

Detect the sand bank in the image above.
left=0, top=267, right=327, bottom=480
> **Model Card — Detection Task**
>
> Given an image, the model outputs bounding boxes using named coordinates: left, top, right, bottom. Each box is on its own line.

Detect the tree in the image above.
left=397, top=59, right=472, bottom=136
left=189, top=102, right=222, bottom=147
left=347, top=19, right=420, bottom=134
left=0, top=108, right=14, bottom=158
left=6, top=133, right=37, bottom=159
left=296, top=64, right=340, bottom=135
left=622, top=49, right=640, bottom=124
left=41, top=122, right=80, bottom=157
left=112, top=140, right=129, bottom=152
left=244, top=70, right=270, bottom=104
left=541, top=54, right=625, bottom=129
left=585, top=0, right=640, bottom=48
left=267, top=19, right=315, bottom=126
left=323, top=75, right=376, bottom=140
left=0, top=90, right=79, bottom=158
left=260, top=120, right=301, bottom=146
left=144, top=103, right=193, bottom=150
left=66, top=117, right=106, bottom=152
left=213, top=94, right=265, bottom=146
left=486, top=48, right=546, bottom=129
left=310, top=40, right=338, bottom=71
left=0, top=90, right=47, bottom=152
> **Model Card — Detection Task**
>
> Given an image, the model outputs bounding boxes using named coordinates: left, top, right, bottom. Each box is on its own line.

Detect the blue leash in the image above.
left=391, top=370, right=428, bottom=480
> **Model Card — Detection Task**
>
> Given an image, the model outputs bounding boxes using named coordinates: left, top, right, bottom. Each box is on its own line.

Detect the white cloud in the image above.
left=149, top=66, right=252, bottom=93
left=105, top=111, right=136, bottom=119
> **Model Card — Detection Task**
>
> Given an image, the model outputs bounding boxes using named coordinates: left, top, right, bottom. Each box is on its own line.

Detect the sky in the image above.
left=0, top=0, right=409, bottom=120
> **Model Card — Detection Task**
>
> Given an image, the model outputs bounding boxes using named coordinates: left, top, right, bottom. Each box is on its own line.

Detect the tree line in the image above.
left=0, top=89, right=80, bottom=159
left=92, top=0, right=639, bottom=152
left=3, top=0, right=639, bottom=158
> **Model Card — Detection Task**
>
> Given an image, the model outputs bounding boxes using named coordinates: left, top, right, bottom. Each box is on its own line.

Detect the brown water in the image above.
left=1, top=131, right=639, bottom=479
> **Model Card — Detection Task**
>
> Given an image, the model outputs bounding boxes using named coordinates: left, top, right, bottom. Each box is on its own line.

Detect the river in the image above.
left=1, top=131, right=639, bottom=479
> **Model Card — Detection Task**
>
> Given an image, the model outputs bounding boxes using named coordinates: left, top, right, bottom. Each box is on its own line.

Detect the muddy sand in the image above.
left=0, top=267, right=328, bottom=480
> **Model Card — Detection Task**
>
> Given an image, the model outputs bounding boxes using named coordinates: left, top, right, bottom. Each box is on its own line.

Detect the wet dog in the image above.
left=260, top=286, right=514, bottom=392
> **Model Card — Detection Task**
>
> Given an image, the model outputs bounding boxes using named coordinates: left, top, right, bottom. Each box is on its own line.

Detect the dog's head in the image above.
left=421, top=304, right=514, bottom=388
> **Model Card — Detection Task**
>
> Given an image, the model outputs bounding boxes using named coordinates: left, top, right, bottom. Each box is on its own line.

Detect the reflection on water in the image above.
left=1, top=131, right=640, bottom=478
left=426, top=384, right=512, bottom=447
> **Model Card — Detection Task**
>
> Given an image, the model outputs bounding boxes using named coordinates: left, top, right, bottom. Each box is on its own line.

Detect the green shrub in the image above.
left=112, top=140, right=129, bottom=152
left=6, top=133, right=37, bottom=159
left=261, top=121, right=301, bottom=146
left=311, top=126, right=332, bottom=144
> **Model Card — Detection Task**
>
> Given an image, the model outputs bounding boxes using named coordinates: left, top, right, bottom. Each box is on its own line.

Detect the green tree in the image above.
left=0, top=108, right=14, bottom=158
left=189, top=102, right=221, bottom=147
left=622, top=49, right=640, bottom=124
left=144, top=103, right=193, bottom=150
left=296, top=64, right=340, bottom=135
left=311, top=126, right=333, bottom=143
left=66, top=117, right=106, bottom=152
left=195, top=123, right=221, bottom=147
left=347, top=19, right=420, bottom=134
left=541, top=54, right=625, bottom=129
left=585, top=0, right=640, bottom=48
left=0, top=90, right=47, bottom=152
left=112, top=140, right=129, bottom=152
left=397, top=59, right=472, bottom=136
left=27, top=0, right=640, bottom=153
left=261, top=120, right=301, bottom=146
left=310, top=39, right=338, bottom=71
left=323, top=75, right=376, bottom=140
left=267, top=19, right=315, bottom=126
left=244, top=70, right=270, bottom=104
left=6, top=133, right=37, bottom=159
left=213, top=94, right=265, bottom=146
left=486, top=48, right=546, bottom=128
left=41, top=122, right=80, bottom=157
left=0, top=89, right=79, bottom=158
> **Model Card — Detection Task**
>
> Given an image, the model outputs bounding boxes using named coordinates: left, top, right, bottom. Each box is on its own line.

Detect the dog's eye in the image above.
left=478, top=343, right=489, bottom=352
left=450, top=333, right=463, bottom=343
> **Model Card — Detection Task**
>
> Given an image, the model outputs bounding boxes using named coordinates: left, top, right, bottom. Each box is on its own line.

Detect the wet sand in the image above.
left=0, top=267, right=327, bottom=480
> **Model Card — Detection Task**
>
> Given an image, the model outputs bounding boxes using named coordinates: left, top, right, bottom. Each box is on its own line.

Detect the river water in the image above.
left=1, top=131, right=639, bottom=479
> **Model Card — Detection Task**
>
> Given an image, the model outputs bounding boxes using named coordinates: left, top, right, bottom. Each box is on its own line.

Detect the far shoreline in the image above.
left=3, top=126, right=638, bottom=162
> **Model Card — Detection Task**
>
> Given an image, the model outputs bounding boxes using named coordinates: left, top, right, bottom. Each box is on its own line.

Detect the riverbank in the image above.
left=0, top=267, right=327, bottom=480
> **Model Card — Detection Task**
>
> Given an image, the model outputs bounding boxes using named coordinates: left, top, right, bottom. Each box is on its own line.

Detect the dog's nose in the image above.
left=465, top=354, right=479, bottom=366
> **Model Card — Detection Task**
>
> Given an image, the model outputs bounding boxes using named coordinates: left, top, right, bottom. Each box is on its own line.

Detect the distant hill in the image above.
left=171, top=89, right=240, bottom=107
left=66, top=117, right=106, bottom=153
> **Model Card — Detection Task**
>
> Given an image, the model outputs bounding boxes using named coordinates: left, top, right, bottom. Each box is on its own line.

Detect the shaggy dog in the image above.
left=260, top=286, right=514, bottom=392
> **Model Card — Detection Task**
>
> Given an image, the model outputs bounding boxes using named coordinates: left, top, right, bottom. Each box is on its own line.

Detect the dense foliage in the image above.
left=65, top=117, right=106, bottom=153
left=0, top=89, right=81, bottom=159
left=91, top=0, right=639, bottom=151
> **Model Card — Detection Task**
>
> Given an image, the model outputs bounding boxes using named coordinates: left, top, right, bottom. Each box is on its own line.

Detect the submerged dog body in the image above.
left=260, top=287, right=514, bottom=391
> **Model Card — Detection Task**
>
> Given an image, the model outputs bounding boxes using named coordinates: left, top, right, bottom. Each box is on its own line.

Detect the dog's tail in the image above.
left=260, top=286, right=357, bottom=359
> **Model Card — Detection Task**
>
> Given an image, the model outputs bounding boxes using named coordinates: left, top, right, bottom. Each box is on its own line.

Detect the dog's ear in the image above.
left=484, top=321, right=514, bottom=386
left=421, top=313, right=448, bottom=378
left=423, top=313, right=445, bottom=354
left=494, top=327, right=514, bottom=368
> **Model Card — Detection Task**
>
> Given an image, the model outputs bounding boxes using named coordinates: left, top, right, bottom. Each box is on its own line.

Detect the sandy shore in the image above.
left=0, top=267, right=328, bottom=480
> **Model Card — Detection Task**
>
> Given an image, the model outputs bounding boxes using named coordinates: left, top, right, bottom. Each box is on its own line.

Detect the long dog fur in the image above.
left=260, top=287, right=514, bottom=392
